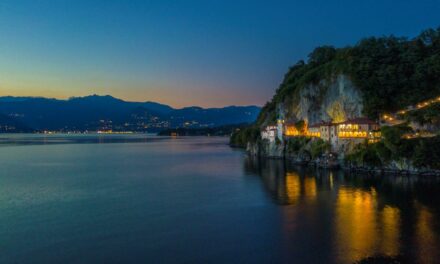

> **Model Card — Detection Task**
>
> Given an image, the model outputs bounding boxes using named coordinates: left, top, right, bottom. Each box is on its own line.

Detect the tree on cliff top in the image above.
left=308, top=46, right=337, bottom=65
left=258, top=27, right=440, bottom=122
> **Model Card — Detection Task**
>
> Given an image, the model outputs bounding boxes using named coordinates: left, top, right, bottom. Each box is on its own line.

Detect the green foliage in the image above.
left=381, top=125, right=413, bottom=155
left=346, top=142, right=383, bottom=167
left=286, top=136, right=310, bottom=153
left=346, top=135, right=440, bottom=170
left=347, top=125, right=421, bottom=168
left=404, top=102, right=440, bottom=126
left=233, top=27, right=440, bottom=170
left=412, top=137, right=440, bottom=169
left=308, top=46, right=337, bottom=65
left=261, top=27, right=440, bottom=122
left=310, top=139, right=331, bottom=159
left=158, top=123, right=248, bottom=136
left=230, top=126, right=260, bottom=147
left=374, top=141, right=393, bottom=164
left=294, top=120, right=306, bottom=134
left=255, top=101, right=276, bottom=126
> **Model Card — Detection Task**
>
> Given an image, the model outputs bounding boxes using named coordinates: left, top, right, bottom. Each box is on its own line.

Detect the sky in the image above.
left=0, top=0, right=439, bottom=108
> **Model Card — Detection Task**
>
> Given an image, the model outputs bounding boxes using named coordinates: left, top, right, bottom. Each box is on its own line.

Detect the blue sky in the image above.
left=0, top=0, right=439, bottom=107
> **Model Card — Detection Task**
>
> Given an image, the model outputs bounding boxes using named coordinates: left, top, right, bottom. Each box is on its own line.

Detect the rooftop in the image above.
left=309, top=117, right=377, bottom=128
left=338, top=117, right=377, bottom=125
left=309, top=121, right=334, bottom=128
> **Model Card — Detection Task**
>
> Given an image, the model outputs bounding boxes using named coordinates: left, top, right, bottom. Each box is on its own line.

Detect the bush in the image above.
left=310, top=139, right=331, bottom=159
left=230, top=126, right=260, bottom=147
left=286, top=136, right=310, bottom=153
left=345, top=142, right=382, bottom=167
left=345, top=135, right=440, bottom=170
left=261, top=27, right=440, bottom=120
left=412, top=137, right=440, bottom=169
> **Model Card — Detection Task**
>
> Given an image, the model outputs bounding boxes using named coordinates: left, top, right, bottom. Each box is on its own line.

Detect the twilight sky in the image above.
left=0, top=0, right=439, bottom=107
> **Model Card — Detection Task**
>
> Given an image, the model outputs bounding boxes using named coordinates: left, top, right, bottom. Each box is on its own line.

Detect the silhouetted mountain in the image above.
left=140, top=101, right=174, bottom=115
left=167, top=106, right=260, bottom=127
left=158, top=123, right=249, bottom=136
left=0, top=113, right=32, bottom=132
left=0, top=95, right=260, bottom=132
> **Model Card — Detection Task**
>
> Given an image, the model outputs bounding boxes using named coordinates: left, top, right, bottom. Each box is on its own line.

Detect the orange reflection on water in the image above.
left=380, top=206, right=400, bottom=256
left=303, top=176, right=317, bottom=201
left=415, top=204, right=438, bottom=263
left=335, top=187, right=401, bottom=263
left=284, top=173, right=317, bottom=204
left=285, top=173, right=301, bottom=204
left=329, top=172, right=334, bottom=190
left=336, top=188, right=378, bottom=262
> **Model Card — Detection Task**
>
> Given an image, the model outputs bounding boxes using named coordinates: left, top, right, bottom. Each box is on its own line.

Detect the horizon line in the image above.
left=0, top=94, right=263, bottom=109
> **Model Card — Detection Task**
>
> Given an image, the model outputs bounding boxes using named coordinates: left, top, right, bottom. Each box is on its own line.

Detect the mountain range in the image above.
left=0, top=95, right=261, bottom=133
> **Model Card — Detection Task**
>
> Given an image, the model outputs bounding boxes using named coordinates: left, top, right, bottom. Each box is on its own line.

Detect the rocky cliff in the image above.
left=247, top=140, right=284, bottom=158
left=231, top=29, right=440, bottom=171
left=276, top=74, right=363, bottom=124
left=291, top=74, right=363, bottom=124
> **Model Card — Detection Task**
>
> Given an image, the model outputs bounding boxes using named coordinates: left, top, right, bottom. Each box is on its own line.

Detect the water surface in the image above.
left=0, top=134, right=439, bottom=263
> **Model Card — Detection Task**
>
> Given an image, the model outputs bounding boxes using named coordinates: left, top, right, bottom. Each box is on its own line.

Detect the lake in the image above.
left=0, top=134, right=439, bottom=263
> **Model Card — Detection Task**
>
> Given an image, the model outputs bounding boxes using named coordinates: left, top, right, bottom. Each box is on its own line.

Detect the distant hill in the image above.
left=158, top=123, right=248, bottom=137
left=0, top=113, right=31, bottom=133
left=0, top=95, right=260, bottom=132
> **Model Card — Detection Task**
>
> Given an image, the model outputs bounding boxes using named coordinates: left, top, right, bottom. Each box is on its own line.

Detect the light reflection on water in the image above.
left=0, top=135, right=439, bottom=263
left=0, top=133, right=169, bottom=146
left=244, top=157, right=440, bottom=263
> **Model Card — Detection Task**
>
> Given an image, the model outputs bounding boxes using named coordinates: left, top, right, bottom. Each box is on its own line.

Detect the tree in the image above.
left=310, top=139, right=331, bottom=159
left=294, top=120, right=306, bottom=134
left=412, top=137, right=440, bottom=169
left=381, top=125, right=412, bottom=154
left=308, top=46, right=337, bottom=65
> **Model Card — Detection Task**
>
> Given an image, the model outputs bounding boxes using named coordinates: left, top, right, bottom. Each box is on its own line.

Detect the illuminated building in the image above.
left=317, top=121, right=338, bottom=145
left=284, top=121, right=321, bottom=138
left=337, top=118, right=381, bottom=143
left=261, top=125, right=277, bottom=142
left=284, top=123, right=301, bottom=136
left=306, top=124, right=321, bottom=138
left=280, top=117, right=381, bottom=147
left=261, top=105, right=382, bottom=149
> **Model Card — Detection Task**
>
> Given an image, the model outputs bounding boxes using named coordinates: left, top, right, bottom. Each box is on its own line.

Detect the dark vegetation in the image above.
left=229, top=126, right=260, bottom=147
left=0, top=95, right=260, bottom=132
left=285, top=136, right=331, bottom=159
left=232, top=27, right=440, bottom=152
left=286, top=136, right=311, bottom=153
left=158, top=123, right=248, bottom=137
left=257, top=27, right=440, bottom=125
left=346, top=125, right=440, bottom=170
left=401, top=102, right=440, bottom=126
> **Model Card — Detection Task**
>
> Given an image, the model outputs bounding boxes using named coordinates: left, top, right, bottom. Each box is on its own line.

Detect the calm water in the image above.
left=0, top=134, right=440, bottom=263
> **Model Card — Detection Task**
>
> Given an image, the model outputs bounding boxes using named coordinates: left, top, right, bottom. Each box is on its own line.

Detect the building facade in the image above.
left=262, top=117, right=381, bottom=148
left=261, top=125, right=277, bottom=143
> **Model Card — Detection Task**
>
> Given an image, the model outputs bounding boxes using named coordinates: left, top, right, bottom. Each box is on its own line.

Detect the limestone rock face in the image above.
left=247, top=140, right=284, bottom=158
left=290, top=74, right=363, bottom=124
